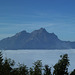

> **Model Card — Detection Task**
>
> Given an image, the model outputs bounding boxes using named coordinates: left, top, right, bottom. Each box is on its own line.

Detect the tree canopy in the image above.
left=0, top=51, right=74, bottom=75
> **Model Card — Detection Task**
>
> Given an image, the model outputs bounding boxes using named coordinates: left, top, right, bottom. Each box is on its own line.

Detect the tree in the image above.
left=33, top=60, right=42, bottom=75
left=3, top=58, right=15, bottom=75
left=17, top=63, right=29, bottom=75
left=11, top=68, right=19, bottom=75
left=70, top=69, right=75, bottom=75
left=43, top=65, right=52, bottom=75
left=0, top=51, right=74, bottom=75
left=53, top=54, right=70, bottom=75
left=29, top=67, right=34, bottom=75
left=0, top=51, right=3, bottom=64
left=0, top=51, right=3, bottom=75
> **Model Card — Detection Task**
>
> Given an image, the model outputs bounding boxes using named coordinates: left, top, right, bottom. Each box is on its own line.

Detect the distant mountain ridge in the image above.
left=0, top=28, right=75, bottom=50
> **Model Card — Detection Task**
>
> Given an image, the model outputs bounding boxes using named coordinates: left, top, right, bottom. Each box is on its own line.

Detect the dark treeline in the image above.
left=0, top=51, right=75, bottom=75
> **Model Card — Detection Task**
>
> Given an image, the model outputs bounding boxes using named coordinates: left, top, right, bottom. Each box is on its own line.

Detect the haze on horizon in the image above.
left=0, top=0, right=75, bottom=41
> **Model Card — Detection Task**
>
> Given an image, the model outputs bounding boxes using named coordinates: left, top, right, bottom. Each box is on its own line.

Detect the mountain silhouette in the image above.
left=0, top=28, right=75, bottom=50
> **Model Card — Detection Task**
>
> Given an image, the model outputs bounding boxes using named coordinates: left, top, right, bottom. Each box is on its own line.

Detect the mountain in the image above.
left=0, top=28, right=75, bottom=50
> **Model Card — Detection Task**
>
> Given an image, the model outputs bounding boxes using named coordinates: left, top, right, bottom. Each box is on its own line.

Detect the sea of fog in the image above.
left=1, top=49, right=75, bottom=72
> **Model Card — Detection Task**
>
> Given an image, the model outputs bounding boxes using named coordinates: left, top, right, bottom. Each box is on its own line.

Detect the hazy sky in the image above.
left=0, top=0, right=75, bottom=41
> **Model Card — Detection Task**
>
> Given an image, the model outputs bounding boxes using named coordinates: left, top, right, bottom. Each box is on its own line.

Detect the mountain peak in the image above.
left=38, top=28, right=47, bottom=32
left=31, top=28, right=48, bottom=34
left=39, top=28, right=46, bottom=31
left=0, top=28, right=75, bottom=50
left=15, top=30, right=28, bottom=37
left=20, top=30, right=27, bottom=34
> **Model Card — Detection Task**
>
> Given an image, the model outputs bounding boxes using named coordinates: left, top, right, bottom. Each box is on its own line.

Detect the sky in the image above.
left=0, top=0, right=75, bottom=41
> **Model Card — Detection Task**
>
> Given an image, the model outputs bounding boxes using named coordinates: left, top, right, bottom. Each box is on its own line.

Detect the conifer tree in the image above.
left=33, top=60, right=42, bottom=75
left=44, top=65, right=51, bottom=75
left=30, top=67, right=34, bottom=75
left=3, top=58, right=15, bottom=75
left=53, top=54, right=70, bottom=75
left=0, top=51, right=3, bottom=75
left=17, top=63, right=29, bottom=75
left=70, top=69, right=75, bottom=75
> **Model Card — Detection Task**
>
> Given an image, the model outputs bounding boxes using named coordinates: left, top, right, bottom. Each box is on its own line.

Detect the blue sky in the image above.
left=0, top=0, right=75, bottom=41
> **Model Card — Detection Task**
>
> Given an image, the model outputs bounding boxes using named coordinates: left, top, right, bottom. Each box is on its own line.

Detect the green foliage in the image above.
left=0, top=51, right=3, bottom=75
left=70, top=69, right=75, bottom=75
left=0, top=51, right=3, bottom=64
left=11, top=68, right=19, bottom=75
left=29, top=67, right=34, bottom=75
left=43, top=65, right=51, bottom=75
left=17, top=63, right=29, bottom=75
left=33, top=60, right=42, bottom=75
left=3, top=58, right=15, bottom=75
left=53, top=54, right=70, bottom=75
left=0, top=51, right=75, bottom=75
